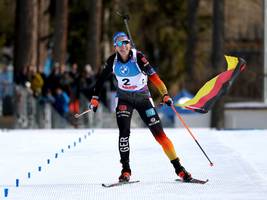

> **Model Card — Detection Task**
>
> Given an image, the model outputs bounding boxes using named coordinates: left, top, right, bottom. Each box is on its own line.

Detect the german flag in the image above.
left=177, top=56, right=246, bottom=113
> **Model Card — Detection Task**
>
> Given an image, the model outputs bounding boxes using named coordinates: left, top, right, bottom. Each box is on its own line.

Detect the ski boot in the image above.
left=171, top=158, right=192, bottom=182
left=176, top=167, right=192, bottom=182
left=118, top=168, right=131, bottom=182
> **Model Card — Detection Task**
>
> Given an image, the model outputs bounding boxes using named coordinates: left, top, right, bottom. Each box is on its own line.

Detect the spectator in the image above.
left=68, top=63, right=81, bottom=113
left=29, top=66, right=44, bottom=97
left=0, top=64, right=14, bottom=116
left=52, top=87, right=70, bottom=118
left=46, top=63, right=62, bottom=94
left=15, top=66, right=28, bottom=86
left=0, top=64, right=13, bottom=99
left=80, top=64, right=95, bottom=99
left=59, top=63, right=72, bottom=95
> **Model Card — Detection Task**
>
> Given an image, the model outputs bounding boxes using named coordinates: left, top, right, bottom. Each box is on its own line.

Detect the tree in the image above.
left=211, top=0, right=225, bottom=128
left=37, top=0, right=50, bottom=69
left=14, top=0, right=38, bottom=82
left=0, top=0, right=15, bottom=51
left=184, top=0, right=200, bottom=90
left=53, top=0, right=68, bottom=65
left=87, top=0, right=102, bottom=73
left=125, top=0, right=188, bottom=96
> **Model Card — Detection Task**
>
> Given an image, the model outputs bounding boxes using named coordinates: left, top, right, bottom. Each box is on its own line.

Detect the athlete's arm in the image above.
left=92, top=54, right=115, bottom=96
left=137, top=51, right=168, bottom=96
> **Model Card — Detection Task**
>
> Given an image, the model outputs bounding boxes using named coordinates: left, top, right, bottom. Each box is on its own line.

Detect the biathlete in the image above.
left=90, top=32, right=192, bottom=182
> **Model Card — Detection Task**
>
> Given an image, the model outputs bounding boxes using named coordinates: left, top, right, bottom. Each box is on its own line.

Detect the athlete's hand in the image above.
left=163, top=94, right=173, bottom=106
left=90, top=96, right=99, bottom=112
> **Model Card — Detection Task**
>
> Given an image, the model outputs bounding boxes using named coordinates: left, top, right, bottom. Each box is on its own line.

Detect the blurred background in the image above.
left=0, top=0, right=265, bottom=129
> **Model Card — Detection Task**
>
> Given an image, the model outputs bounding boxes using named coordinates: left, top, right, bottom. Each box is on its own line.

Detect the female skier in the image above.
left=90, top=32, right=192, bottom=182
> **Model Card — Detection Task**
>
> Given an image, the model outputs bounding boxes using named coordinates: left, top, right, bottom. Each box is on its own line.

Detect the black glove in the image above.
left=163, top=94, right=173, bottom=106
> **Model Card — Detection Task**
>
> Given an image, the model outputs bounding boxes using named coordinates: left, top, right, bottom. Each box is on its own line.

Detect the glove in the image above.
left=163, top=94, right=173, bottom=106
left=90, top=96, right=99, bottom=112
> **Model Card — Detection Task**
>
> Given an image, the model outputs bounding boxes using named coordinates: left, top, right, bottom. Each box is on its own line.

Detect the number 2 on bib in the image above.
left=122, top=78, right=130, bottom=85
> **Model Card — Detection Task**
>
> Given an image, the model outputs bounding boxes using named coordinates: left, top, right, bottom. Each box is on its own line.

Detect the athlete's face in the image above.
left=114, top=36, right=131, bottom=59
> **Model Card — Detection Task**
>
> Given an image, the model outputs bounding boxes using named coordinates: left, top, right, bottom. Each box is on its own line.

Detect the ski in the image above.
left=102, top=180, right=140, bottom=188
left=175, top=178, right=209, bottom=184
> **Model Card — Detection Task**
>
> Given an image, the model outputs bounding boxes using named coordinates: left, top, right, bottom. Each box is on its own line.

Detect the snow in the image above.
left=1, top=128, right=267, bottom=199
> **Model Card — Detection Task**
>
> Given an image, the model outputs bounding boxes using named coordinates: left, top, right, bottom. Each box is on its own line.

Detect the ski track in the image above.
left=0, top=128, right=267, bottom=200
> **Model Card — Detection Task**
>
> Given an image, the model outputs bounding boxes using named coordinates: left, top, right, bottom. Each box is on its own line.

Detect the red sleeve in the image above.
left=148, top=73, right=168, bottom=96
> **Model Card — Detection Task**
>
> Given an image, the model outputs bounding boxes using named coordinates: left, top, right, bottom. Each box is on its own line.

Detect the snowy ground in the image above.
left=0, top=128, right=267, bottom=200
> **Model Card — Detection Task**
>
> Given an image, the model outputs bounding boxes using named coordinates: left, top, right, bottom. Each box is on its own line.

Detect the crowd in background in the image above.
left=0, top=63, right=115, bottom=124
left=20, top=63, right=96, bottom=119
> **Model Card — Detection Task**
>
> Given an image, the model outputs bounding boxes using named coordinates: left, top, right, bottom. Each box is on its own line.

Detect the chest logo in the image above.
left=119, top=65, right=129, bottom=75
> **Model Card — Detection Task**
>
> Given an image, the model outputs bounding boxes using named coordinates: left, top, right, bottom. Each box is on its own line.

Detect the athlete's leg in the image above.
left=136, top=98, right=192, bottom=181
left=136, top=98, right=177, bottom=160
left=116, top=98, right=133, bottom=174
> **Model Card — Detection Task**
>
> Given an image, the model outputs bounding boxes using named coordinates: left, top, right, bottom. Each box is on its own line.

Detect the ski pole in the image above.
left=116, top=11, right=136, bottom=48
left=171, top=104, right=214, bottom=166
left=74, top=108, right=92, bottom=119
